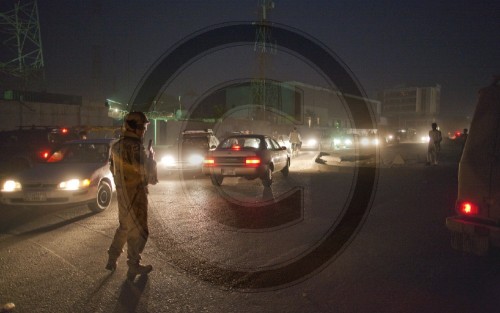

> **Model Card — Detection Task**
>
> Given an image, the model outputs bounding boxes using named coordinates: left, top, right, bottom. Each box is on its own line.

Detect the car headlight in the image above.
left=2, top=180, right=22, bottom=192
left=307, top=139, right=317, bottom=146
left=58, top=179, right=90, bottom=190
left=187, top=154, right=204, bottom=166
left=333, top=138, right=341, bottom=145
left=360, top=137, right=370, bottom=146
left=344, top=139, right=352, bottom=146
left=373, top=138, right=380, bottom=145
left=421, top=136, right=429, bottom=143
left=160, top=155, right=176, bottom=167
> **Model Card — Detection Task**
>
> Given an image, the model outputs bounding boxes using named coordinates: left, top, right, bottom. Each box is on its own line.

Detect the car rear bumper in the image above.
left=1, top=187, right=96, bottom=206
left=446, top=216, right=500, bottom=255
left=202, top=165, right=265, bottom=178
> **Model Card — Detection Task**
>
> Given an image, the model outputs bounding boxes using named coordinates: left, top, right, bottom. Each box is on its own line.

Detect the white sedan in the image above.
left=0, top=139, right=115, bottom=212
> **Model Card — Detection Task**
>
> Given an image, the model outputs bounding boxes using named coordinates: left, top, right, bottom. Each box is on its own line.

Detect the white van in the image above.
left=446, top=77, right=500, bottom=255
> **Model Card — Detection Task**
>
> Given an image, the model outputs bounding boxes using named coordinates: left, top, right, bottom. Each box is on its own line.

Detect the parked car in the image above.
left=157, top=129, right=219, bottom=174
left=0, top=138, right=115, bottom=212
left=202, top=134, right=290, bottom=187
left=446, top=77, right=500, bottom=255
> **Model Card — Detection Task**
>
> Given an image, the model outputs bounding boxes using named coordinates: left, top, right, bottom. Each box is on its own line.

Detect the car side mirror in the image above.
left=281, top=146, right=287, bottom=150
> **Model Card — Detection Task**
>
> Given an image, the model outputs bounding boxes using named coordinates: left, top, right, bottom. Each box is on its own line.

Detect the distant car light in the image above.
left=245, top=157, right=261, bottom=166
left=373, top=138, right=380, bottom=145
left=457, top=201, right=479, bottom=215
left=187, top=154, right=204, bottom=166
left=344, top=139, right=352, bottom=146
left=360, top=137, right=370, bottom=146
left=333, top=138, right=341, bottom=145
left=307, top=139, right=317, bottom=146
left=39, top=150, right=51, bottom=159
left=420, top=136, right=429, bottom=143
left=2, top=180, right=21, bottom=192
left=203, top=158, right=215, bottom=166
left=160, top=155, right=176, bottom=167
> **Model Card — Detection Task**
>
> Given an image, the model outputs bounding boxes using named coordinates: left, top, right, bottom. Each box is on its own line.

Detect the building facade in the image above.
left=0, top=90, right=113, bottom=131
left=378, top=84, right=440, bottom=130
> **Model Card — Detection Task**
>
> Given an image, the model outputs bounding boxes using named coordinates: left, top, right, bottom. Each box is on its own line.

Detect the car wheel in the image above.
left=261, top=166, right=273, bottom=187
left=210, top=175, right=224, bottom=186
left=88, top=180, right=113, bottom=213
left=281, top=159, right=290, bottom=177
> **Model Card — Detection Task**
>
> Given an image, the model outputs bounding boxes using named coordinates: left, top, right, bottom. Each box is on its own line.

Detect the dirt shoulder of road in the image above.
left=314, top=141, right=463, bottom=168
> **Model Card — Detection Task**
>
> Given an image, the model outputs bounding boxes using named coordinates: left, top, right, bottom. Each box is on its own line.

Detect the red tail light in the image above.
left=61, top=128, right=69, bottom=134
left=231, top=145, right=241, bottom=151
left=457, top=201, right=479, bottom=215
left=245, top=157, right=261, bottom=166
left=203, top=158, right=215, bottom=167
left=39, top=150, right=51, bottom=159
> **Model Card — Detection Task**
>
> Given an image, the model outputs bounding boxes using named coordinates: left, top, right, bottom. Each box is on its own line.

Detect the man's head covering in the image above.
left=124, top=111, right=150, bottom=131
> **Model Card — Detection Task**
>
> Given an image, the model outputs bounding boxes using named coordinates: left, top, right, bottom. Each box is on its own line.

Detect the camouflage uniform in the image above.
left=107, top=129, right=156, bottom=268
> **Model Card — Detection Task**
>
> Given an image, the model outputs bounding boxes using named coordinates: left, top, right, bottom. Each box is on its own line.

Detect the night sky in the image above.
left=31, top=0, right=500, bottom=118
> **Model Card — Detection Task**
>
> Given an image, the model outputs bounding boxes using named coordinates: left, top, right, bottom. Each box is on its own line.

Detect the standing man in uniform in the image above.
left=105, top=111, right=158, bottom=280
left=427, top=122, right=442, bottom=166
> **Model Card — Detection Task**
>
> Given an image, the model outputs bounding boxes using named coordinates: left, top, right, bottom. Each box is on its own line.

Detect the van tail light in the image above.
left=457, top=201, right=479, bottom=215
left=245, top=157, right=261, bottom=167
left=203, top=158, right=215, bottom=167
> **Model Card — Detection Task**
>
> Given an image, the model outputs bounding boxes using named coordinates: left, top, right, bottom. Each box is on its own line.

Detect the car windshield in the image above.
left=46, top=143, right=109, bottom=164
left=182, top=137, right=208, bottom=149
left=219, top=137, right=262, bottom=149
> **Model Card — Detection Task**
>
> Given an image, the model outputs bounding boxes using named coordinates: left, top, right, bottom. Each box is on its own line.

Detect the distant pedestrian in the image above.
left=289, top=127, right=302, bottom=156
left=427, top=122, right=442, bottom=165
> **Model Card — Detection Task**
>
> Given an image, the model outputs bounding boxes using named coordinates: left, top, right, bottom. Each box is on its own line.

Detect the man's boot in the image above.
left=127, top=263, right=153, bottom=280
left=105, top=257, right=118, bottom=271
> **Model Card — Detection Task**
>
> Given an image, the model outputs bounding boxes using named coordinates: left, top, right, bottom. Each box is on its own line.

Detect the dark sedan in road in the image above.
left=202, top=134, right=290, bottom=187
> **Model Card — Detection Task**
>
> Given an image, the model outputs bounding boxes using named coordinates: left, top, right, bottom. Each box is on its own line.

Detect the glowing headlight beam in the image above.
left=2, top=180, right=21, bottom=192
left=160, top=155, right=176, bottom=167
left=58, top=179, right=89, bottom=191
left=188, top=154, right=204, bottom=166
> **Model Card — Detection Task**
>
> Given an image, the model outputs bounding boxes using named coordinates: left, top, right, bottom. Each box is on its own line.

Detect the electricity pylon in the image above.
left=0, top=0, right=45, bottom=85
left=252, top=0, right=280, bottom=121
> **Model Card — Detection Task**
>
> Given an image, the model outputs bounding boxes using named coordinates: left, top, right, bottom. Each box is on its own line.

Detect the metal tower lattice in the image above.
left=252, top=0, right=280, bottom=120
left=0, top=0, right=44, bottom=80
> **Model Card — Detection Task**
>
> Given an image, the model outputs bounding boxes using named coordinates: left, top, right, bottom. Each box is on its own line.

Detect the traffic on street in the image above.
left=1, top=139, right=499, bottom=313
